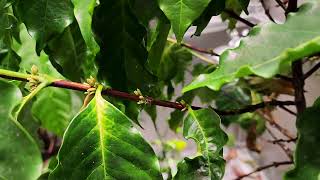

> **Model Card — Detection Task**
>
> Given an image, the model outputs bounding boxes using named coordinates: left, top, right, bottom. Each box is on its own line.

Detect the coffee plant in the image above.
left=0, top=0, right=319, bottom=179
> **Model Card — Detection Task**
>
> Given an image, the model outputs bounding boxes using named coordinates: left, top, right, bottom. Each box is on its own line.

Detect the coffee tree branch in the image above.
left=0, top=69, right=295, bottom=116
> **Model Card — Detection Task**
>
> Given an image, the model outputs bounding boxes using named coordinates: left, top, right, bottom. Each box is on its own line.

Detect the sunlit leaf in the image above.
left=16, top=0, right=74, bottom=53
left=158, top=0, right=211, bottom=42
left=72, top=0, right=100, bottom=61
left=174, top=108, right=228, bottom=179
left=49, top=86, right=162, bottom=179
left=183, top=1, right=320, bottom=92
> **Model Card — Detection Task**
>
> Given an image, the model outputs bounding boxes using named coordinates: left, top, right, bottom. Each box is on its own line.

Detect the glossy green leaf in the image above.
left=16, top=0, right=74, bottom=54
left=174, top=156, right=225, bottom=180
left=0, top=0, right=20, bottom=70
left=174, top=108, right=228, bottom=179
left=0, top=80, right=42, bottom=180
left=284, top=98, right=320, bottom=180
left=32, top=88, right=81, bottom=137
left=71, top=0, right=100, bottom=63
left=183, top=1, right=320, bottom=92
left=158, top=0, right=211, bottom=42
left=45, top=23, right=96, bottom=81
left=93, top=0, right=157, bottom=93
left=49, top=86, right=162, bottom=179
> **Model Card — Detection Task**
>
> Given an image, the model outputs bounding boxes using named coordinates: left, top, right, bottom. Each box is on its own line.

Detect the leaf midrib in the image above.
left=95, top=97, right=107, bottom=179
left=188, top=108, right=212, bottom=177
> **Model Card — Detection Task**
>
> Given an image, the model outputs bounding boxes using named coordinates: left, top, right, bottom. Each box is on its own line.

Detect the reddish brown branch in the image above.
left=235, top=161, right=293, bottom=180
left=0, top=74, right=295, bottom=115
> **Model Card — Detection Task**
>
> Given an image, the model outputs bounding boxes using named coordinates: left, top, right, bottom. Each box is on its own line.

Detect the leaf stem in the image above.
left=0, top=68, right=37, bottom=81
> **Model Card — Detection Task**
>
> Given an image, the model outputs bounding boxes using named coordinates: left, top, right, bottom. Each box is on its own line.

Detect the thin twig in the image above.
left=214, top=100, right=295, bottom=116
left=266, top=127, right=293, bottom=160
left=303, top=61, right=320, bottom=80
left=167, top=38, right=220, bottom=56
left=267, top=137, right=297, bottom=144
left=235, top=160, right=293, bottom=180
left=260, top=0, right=276, bottom=23
left=279, top=105, right=297, bottom=116
left=274, top=0, right=287, bottom=11
left=262, top=112, right=295, bottom=139
left=223, top=10, right=256, bottom=27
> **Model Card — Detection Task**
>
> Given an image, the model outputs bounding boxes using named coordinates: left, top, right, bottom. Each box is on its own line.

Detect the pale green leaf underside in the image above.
left=284, top=98, right=320, bottom=180
left=183, top=1, right=320, bottom=92
left=50, top=86, right=162, bottom=179
left=158, top=0, right=211, bottom=42
left=0, top=80, right=42, bottom=180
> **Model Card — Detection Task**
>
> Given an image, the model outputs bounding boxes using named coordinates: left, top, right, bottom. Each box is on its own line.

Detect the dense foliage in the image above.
left=0, top=0, right=319, bottom=179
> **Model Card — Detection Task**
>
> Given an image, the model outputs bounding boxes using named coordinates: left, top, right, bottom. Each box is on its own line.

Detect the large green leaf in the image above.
left=32, top=88, right=81, bottom=137
left=158, top=0, right=212, bottom=42
left=284, top=98, right=320, bottom=180
left=16, top=0, right=74, bottom=53
left=71, top=0, right=100, bottom=61
left=0, top=80, right=42, bottom=180
left=93, top=0, right=157, bottom=93
left=45, top=23, right=96, bottom=81
left=0, top=0, right=20, bottom=70
left=174, top=108, right=228, bottom=179
left=49, top=86, right=162, bottom=179
left=183, top=1, right=320, bottom=92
